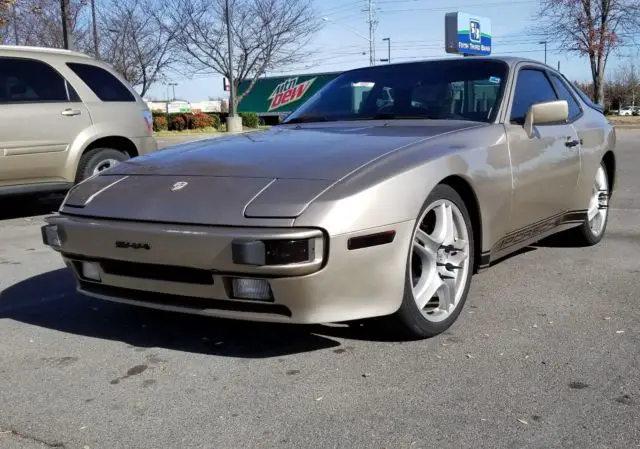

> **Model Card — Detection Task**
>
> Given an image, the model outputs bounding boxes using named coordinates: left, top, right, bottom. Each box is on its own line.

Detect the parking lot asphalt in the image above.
left=1, top=131, right=639, bottom=449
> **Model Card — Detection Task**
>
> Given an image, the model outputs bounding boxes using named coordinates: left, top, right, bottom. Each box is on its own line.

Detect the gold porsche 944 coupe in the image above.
left=41, top=56, right=616, bottom=339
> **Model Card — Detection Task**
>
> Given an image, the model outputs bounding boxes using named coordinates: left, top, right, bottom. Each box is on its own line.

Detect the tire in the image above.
left=386, top=184, right=475, bottom=340
left=75, top=148, right=130, bottom=182
left=563, top=161, right=610, bottom=246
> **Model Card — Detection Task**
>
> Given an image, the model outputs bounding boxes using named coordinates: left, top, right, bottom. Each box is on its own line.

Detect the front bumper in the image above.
left=42, top=215, right=413, bottom=324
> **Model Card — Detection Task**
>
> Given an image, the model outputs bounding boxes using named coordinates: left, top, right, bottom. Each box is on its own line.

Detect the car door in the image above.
left=0, top=56, right=92, bottom=187
left=503, top=66, right=581, bottom=235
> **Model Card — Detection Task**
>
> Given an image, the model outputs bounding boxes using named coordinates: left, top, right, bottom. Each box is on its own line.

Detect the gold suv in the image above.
left=0, top=45, right=157, bottom=197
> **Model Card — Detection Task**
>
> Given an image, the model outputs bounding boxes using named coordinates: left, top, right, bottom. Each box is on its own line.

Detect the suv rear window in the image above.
left=67, top=62, right=136, bottom=102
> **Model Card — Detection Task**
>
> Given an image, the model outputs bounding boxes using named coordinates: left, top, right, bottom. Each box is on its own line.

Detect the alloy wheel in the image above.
left=587, top=165, right=609, bottom=238
left=410, top=199, right=471, bottom=323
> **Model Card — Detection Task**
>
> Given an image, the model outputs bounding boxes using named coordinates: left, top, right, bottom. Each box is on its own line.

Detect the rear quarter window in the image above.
left=66, top=62, right=136, bottom=102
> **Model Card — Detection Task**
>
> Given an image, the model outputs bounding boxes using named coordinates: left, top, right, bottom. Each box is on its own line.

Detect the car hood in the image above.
left=61, top=121, right=484, bottom=225
left=106, top=120, right=484, bottom=181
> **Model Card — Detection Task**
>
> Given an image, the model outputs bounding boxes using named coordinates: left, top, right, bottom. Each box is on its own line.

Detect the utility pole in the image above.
left=12, top=2, right=18, bottom=45
left=91, top=0, right=99, bottom=59
left=365, top=0, right=378, bottom=66
left=557, top=60, right=560, bottom=71
left=60, top=0, right=74, bottom=50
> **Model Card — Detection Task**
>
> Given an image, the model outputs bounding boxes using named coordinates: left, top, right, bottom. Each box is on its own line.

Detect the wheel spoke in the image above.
left=415, top=229, right=439, bottom=258
left=433, top=203, right=455, bottom=246
left=437, top=277, right=455, bottom=313
left=588, top=200, right=598, bottom=221
left=415, top=273, right=442, bottom=310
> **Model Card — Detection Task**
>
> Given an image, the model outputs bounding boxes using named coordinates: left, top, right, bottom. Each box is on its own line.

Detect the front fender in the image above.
left=294, top=124, right=513, bottom=255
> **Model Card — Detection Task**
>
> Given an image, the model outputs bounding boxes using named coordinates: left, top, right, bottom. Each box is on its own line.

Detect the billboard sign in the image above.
left=236, top=72, right=341, bottom=115
left=445, top=12, right=492, bottom=56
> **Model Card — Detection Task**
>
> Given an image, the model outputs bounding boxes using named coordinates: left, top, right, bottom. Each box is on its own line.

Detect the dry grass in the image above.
left=608, top=115, right=640, bottom=126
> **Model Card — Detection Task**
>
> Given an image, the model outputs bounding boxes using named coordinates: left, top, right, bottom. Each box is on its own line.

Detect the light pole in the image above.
left=168, top=82, right=177, bottom=100
left=539, top=40, right=547, bottom=64
left=90, top=0, right=99, bottom=59
left=60, top=0, right=74, bottom=50
left=225, top=0, right=242, bottom=132
left=379, top=37, right=390, bottom=63
left=322, top=17, right=373, bottom=65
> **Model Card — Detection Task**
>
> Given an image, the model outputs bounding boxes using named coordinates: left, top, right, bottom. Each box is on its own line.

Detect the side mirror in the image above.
left=524, top=100, right=569, bottom=138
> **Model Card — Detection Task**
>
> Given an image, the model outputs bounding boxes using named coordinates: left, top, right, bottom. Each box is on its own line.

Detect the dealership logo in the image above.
left=267, top=77, right=316, bottom=111
left=469, top=19, right=481, bottom=43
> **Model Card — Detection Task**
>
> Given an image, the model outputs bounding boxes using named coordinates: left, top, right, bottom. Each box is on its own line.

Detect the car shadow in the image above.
left=0, top=194, right=63, bottom=221
left=0, top=268, right=410, bottom=358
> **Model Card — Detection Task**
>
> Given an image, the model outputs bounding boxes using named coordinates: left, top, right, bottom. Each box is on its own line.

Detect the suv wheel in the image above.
left=76, top=148, right=130, bottom=182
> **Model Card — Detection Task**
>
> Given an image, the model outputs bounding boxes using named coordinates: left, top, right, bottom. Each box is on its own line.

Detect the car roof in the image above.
left=342, top=55, right=557, bottom=73
left=0, top=45, right=92, bottom=60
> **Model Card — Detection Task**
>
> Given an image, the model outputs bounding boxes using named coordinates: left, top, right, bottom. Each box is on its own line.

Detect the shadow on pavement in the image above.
left=0, top=195, right=63, bottom=221
left=0, top=268, right=407, bottom=358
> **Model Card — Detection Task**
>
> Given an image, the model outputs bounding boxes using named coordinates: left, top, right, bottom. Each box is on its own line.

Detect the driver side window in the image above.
left=510, top=69, right=558, bottom=124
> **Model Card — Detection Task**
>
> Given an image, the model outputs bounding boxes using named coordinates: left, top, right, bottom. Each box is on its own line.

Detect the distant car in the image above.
left=618, top=106, right=634, bottom=116
left=41, top=56, right=616, bottom=339
left=0, top=45, right=157, bottom=198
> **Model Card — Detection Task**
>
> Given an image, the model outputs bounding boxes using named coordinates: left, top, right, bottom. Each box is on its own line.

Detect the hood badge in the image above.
left=171, top=181, right=188, bottom=191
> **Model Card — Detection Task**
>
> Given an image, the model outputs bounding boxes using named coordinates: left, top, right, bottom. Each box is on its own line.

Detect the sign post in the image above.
left=445, top=12, right=492, bottom=57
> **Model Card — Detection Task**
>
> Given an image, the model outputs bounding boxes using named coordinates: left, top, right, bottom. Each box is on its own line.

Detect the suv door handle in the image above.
left=565, top=138, right=580, bottom=148
left=61, top=108, right=81, bottom=116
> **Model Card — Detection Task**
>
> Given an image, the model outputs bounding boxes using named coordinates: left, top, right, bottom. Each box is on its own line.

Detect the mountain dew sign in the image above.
left=237, top=72, right=341, bottom=116
left=268, top=77, right=317, bottom=111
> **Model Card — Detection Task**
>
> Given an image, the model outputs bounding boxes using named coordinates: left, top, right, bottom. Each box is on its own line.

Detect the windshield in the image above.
left=283, top=59, right=509, bottom=124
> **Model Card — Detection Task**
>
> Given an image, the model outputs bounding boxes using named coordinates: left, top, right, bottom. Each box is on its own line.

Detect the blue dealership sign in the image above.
left=445, top=12, right=492, bottom=56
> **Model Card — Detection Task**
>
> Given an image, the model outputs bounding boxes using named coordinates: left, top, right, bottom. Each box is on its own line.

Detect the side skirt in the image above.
left=476, top=209, right=588, bottom=273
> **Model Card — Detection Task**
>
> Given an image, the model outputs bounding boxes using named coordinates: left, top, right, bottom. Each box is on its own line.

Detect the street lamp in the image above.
left=380, top=37, right=390, bottom=63
left=539, top=40, right=547, bottom=64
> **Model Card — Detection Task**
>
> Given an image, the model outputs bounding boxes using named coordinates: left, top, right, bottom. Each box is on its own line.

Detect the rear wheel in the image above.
left=76, top=148, right=130, bottom=182
left=389, top=184, right=475, bottom=339
left=564, top=162, right=610, bottom=246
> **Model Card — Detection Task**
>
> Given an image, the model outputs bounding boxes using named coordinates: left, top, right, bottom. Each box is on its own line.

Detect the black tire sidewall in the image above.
left=76, top=148, right=129, bottom=182
left=394, top=184, right=476, bottom=339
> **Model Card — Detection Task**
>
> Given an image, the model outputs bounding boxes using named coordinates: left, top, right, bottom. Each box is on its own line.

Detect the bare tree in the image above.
left=534, top=0, right=640, bottom=105
left=0, top=0, right=15, bottom=29
left=158, top=0, right=322, bottom=115
left=99, top=0, right=177, bottom=97
left=612, top=58, right=639, bottom=107
left=3, top=0, right=91, bottom=50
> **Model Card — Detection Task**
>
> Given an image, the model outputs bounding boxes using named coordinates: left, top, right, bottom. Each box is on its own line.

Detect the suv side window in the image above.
left=0, top=57, right=72, bottom=103
left=549, top=73, right=582, bottom=121
left=509, top=68, right=558, bottom=123
left=66, top=62, right=136, bottom=102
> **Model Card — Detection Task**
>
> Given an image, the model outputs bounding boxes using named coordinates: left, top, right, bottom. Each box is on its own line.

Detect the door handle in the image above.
left=565, top=138, right=580, bottom=148
left=61, top=108, right=81, bottom=116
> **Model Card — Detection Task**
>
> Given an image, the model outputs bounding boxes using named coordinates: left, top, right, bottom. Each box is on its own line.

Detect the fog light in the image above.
left=81, top=262, right=102, bottom=282
left=41, top=225, right=61, bottom=248
left=231, top=278, right=273, bottom=301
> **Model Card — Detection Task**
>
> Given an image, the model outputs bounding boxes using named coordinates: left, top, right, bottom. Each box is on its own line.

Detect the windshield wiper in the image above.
left=284, top=116, right=331, bottom=124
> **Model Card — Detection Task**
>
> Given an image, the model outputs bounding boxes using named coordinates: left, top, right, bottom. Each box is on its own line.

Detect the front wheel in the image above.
left=388, top=184, right=475, bottom=340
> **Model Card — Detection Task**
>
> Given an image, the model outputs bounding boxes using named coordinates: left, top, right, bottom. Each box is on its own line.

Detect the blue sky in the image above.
left=146, top=0, right=635, bottom=102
